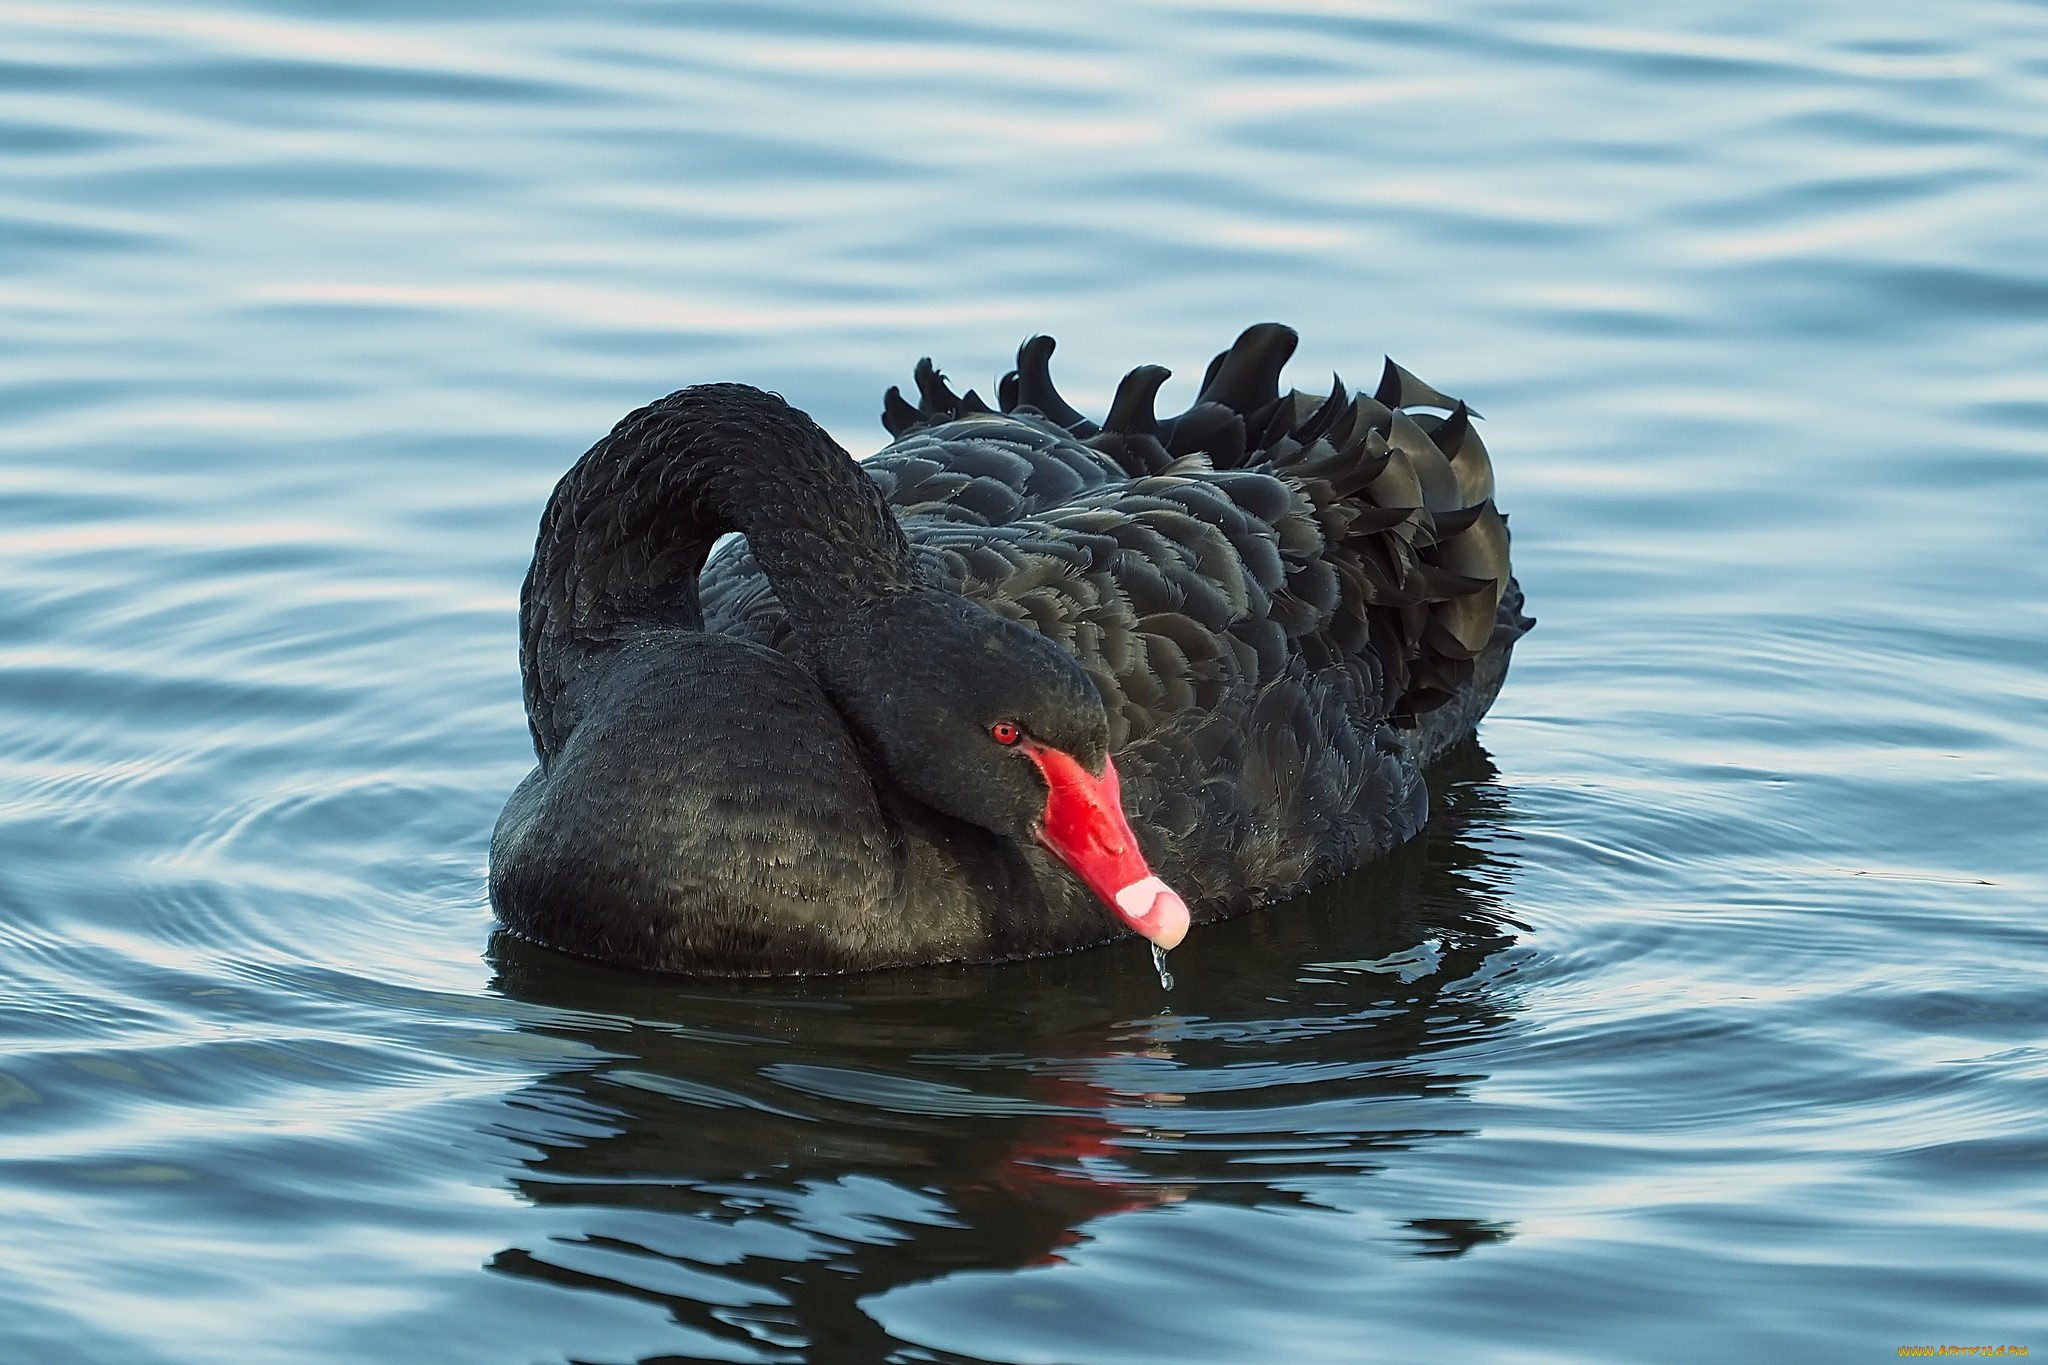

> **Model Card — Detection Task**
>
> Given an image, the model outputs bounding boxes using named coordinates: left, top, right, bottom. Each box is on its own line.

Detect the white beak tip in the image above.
left=1114, top=876, right=1191, bottom=950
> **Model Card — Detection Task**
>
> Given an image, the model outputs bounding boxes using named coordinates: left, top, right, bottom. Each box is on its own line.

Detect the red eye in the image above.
left=990, top=721, right=1022, bottom=747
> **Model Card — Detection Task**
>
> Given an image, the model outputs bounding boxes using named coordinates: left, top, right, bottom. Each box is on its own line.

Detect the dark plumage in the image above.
left=490, top=323, right=1533, bottom=975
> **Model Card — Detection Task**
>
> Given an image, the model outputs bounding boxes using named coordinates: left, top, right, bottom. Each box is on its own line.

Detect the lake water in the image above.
left=3, top=2, right=2045, bottom=1361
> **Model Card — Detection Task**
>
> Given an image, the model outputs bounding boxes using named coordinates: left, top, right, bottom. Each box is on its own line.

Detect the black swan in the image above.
left=490, top=323, right=1531, bottom=975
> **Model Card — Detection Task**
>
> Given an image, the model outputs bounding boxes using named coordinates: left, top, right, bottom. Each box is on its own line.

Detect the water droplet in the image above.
left=1150, top=941, right=1175, bottom=991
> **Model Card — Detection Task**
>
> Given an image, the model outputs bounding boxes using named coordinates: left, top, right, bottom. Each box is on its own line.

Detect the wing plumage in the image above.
left=698, top=324, right=1528, bottom=911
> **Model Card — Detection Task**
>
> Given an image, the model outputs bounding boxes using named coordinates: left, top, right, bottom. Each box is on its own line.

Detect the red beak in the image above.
left=1025, top=746, right=1190, bottom=950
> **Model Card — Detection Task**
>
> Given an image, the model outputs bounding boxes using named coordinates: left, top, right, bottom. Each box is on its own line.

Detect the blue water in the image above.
left=3, top=2, right=2045, bottom=1361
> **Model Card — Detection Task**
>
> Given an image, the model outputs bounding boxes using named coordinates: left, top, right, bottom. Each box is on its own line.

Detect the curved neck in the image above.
left=520, top=382, right=911, bottom=756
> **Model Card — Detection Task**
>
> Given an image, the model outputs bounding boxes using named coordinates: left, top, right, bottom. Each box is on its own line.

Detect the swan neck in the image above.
left=519, top=383, right=911, bottom=757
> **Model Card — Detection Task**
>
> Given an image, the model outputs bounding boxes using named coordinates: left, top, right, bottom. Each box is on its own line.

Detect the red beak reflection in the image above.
left=1025, top=747, right=1190, bottom=950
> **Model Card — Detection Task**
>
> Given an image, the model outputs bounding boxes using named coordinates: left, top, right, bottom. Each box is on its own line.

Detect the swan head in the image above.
left=808, top=590, right=1189, bottom=949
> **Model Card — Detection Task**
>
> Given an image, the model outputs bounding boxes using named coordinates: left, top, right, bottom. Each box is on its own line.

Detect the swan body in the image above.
left=490, top=324, right=1531, bottom=974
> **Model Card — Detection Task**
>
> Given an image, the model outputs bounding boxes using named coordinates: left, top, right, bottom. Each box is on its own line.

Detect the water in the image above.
left=3, top=1, right=2044, bottom=1360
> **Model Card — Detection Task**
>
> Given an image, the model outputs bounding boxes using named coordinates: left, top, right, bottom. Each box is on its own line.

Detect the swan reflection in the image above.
left=481, top=746, right=1523, bottom=1361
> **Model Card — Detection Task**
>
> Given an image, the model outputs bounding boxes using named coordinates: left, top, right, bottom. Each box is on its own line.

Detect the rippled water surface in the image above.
left=4, top=2, right=2046, bottom=1361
